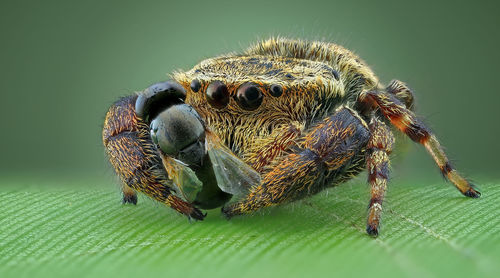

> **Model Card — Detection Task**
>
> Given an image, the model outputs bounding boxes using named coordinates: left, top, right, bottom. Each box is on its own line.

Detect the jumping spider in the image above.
left=103, top=38, right=480, bottom=236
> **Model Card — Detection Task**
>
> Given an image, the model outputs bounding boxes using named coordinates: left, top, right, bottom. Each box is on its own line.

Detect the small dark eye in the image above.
left=206, top=81, right=229, bottom=109
left=190, top=79, right=201, bottom=92
left=236, top=83, right=263, bottom=111
left=331, top=69, right=340, bottom=80
left=269, top=84, right=283, bottom=97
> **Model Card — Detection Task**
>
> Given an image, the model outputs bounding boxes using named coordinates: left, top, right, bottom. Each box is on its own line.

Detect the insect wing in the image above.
left=161, top=155, right=203, bottom=203
left=206, top=132, right=261, bottom=198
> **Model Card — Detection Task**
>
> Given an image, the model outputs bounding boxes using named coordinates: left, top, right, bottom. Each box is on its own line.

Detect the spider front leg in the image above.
left=222, top=107, right=370, bottom=217
left=102, top=91, right=205, bottom=220
left=365, top=118, right=394, bottom=236
left=360, top=89, right=481, bottom=197
left=121, top=184, right=138, bottom=205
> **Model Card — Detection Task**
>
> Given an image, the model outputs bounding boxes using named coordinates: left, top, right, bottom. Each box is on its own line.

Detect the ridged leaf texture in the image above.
left=1, top=179, right=499, bottom=278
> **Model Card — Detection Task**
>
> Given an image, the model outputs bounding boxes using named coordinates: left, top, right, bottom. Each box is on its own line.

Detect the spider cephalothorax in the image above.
left=103, top=38, right=480, bottom=236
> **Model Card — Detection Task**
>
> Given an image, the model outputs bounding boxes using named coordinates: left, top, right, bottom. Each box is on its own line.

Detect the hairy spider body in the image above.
left=103, top=38, right=480, bottom=236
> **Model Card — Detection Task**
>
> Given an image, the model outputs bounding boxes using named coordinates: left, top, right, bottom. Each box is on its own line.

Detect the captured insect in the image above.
left=103, top=38, right=480, bottom=236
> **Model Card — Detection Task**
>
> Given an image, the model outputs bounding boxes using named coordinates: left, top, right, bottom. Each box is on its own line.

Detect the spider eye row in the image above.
left=190, top=79, right=283, bottom=110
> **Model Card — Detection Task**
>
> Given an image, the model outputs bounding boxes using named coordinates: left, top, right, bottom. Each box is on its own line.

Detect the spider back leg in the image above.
left=360, top=89, right=480, bottom=198
left=365, top=118, right=394, bottom=236
left=386, top=79, right=414, bottom=110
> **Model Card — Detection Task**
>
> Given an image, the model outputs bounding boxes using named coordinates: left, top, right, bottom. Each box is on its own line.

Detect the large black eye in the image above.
left=206, top=81, right=229, bottom=109
left=236, top=83, right=263, bottom=111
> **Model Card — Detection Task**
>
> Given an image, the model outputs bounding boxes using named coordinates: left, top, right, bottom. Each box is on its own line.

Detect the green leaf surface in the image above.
left=1, top=179, right=499, bottom=278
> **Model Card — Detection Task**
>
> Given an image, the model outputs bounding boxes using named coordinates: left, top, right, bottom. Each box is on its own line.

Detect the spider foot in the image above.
left=464, top=187, right=481, bottom=198
left=366, top=224, right=379, bottom=237
left=122, top=193, right=138, bottom=205
left=188, top=207, right=207, bottom=221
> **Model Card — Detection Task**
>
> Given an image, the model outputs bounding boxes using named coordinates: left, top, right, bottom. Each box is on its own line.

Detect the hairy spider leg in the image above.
left=103, top=95, right=205, bottom=220
left=365, top=118, right=394, bottom=236
left=246, top=122, right=303, bottom=173
left=361, top=90, right=480, bottom=198
left=222, top=107, right=370, bottom=217
left=385, top=79, right=414, bottom=110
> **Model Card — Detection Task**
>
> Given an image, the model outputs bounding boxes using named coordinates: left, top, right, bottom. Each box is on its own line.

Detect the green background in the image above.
left=1, top=0, right=499, bottom=277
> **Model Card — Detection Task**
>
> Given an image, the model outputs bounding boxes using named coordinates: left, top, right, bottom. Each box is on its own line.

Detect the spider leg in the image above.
left=360, top=90, right=480, bottom=198
left=246, top=122, right=303, bottom=173
left=365, top=118, right=394, bottom=236
left=386, top=79, right=414, bottom=110
left=102, top=95, right=205, bottom=220
left=121, top=184, right=138, bottom=205
left=222, top=107, right=370, bottom=217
